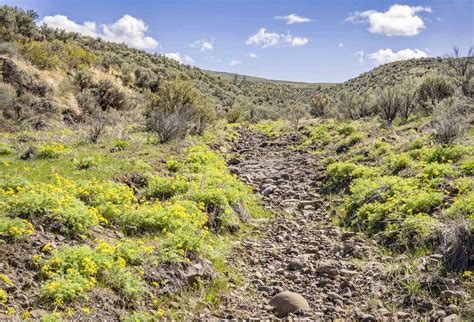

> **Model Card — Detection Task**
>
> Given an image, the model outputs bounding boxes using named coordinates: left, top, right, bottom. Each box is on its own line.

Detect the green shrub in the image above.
left=0, top=175, right=29, bottom=191
left=19, top=40, right=95, bottom=70
left=325, top=161, right=381, bottom=191
left=0, top=180, right=101, bottom=234
left=343, top=176, right=444, bottom=250
left=112, top=139, right=130, bottom=150
left=40, top=240, right=151, bottom=304
left=77, top=180, right=136, bottom=220
left=74, top=70, right=94, bottom=92
left=460, top=158, right=474, bottom=175
left=369, top=139, right=391, bottom=157
left=36, top=142, right=71, bottom=159
left=165, top=159, right=180, bottom=172
left=386, top=153, right=412, bottom=174
left=309, top=92, right=331, bottom=117
left=119, top=200, right=207, bottom=235
left=93, top=79, right=129, bottom=111
left=193, top=188, right=228, bottom=215
left=146, top=175, right=189, bottom=200
left=145, top=78, right=215, bottom=143
left=20, top=41, right=61, bottom=69
left=41, top=271, right=90, bottom=304
left=0, top=142, right=13, bottom=155
left=336, top=124, right=356, bottom=136
left=0, top=6, right=38, bottom=40
left=421, top=145, right=469, bottom=163
left=421, top=162, right=457, bottom=179
left=74, top=156, right=101, bottom=170
left=417, top=76, right=455, bottom=109
left=0, top=216, right=34, bottom=239
left=445, top=191, right=474, bottom=220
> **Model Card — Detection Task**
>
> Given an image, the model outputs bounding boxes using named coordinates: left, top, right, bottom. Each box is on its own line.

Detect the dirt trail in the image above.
left=213, top=128, right=393, bottom=320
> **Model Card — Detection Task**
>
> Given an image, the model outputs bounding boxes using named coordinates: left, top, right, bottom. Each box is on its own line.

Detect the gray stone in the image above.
left=269, top=291, right=310, bottom=317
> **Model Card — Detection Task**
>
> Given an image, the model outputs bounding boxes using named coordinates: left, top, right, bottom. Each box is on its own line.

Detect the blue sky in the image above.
left=2, top=0, right=473, bottom=82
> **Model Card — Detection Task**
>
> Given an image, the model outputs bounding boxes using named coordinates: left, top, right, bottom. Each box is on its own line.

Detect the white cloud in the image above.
left=39, top=14, right=158, bottom=49
left=164, top=52, right=182, bottom=63
left=40, top=15, right=97, bottom=37
left=101, top=15, right=159, bottom=49
left=246, top=28, right=309, bottom=48
left=274, top=13, right=311, bottom=24
left=187, top=39, right=214, bottom=51
left=229, top=59, right=241, bottom=66
left=184, top=55, right=195, bottom=64
left=338, top=42, right=344, bottom=48
left=368, top=48, right=428, bottom=65
left=354, top=50, right=365, bottom=63
left=346, top=4, right=432, bottom=36
left=248, top=53, right=257, bottom=58
left=291, top=37, right=309, bottom=46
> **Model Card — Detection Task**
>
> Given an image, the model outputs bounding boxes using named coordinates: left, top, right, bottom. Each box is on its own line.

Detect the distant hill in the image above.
left=325, top=57, right=451, bottom=98
left=203, top=69, right=334, bottom=89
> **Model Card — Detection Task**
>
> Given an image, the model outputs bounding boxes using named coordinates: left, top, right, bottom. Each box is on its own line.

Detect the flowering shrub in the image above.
left=325, top=161, right=381, bottom=191
left=419, top=145, right=470, bottom=163
left=36, top=142, right=71, bottom=159
left=120, top=200, right=207, bottom=235
left=420, top=162, right=457, bottom=179
left=342, top=176, right=444, bottom=250
left=386, top=153, right=412, bottom=174
left=0, top=176, right=29, bottom=191
left=0, top=217, right=34, bottom=239
left=77, top=180, right=136, bottom=220
left=0, top=177, right=102, bottom=234
left=40, top=240, right=151, bottom=304
left=145, top=175, right=189, bottom=200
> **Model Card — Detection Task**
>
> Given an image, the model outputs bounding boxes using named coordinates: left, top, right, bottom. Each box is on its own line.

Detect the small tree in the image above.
left=376, top=87, right=401, bottom=126
left=337, top=92, right=373, bottom=120
left=226, top=103, right=242, bottom=123
left=309, top=92, right=331, bottom=117
left=287, top=105, right=307, bottom=130
left=0, top=6, right=38, bottom=41
left=418, top=76, right=454, bottom=110
left=444, top=46, right=474, bottom=97
left=145, top=78, right=215, bottom=143
left=397, top=81, right=418, bottom=121
left=85, top=112, right=109, bottom=144
left=74, top=70, right=93, bottom=92
left=93, top=79, right=128, bottom=111
left=432, top=102, right=468, bottom=145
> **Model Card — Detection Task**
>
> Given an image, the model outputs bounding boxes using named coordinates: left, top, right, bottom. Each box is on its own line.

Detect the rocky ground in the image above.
left=210, top=128, right=463, bottom=321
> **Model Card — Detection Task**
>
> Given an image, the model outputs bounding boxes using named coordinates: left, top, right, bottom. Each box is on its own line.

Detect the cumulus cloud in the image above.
left=164, top=52, right=182, bottom=63
left=274, top=14, right=311, bottom=24
left=368, top=48, right=429, bottom=65
left=246, top=28, right=309, bottom=48
left=354, top=50, right=365, bottom=63
left=187, top=39, right=214, bottom=51
left=39, top=14, right=159, bottom=49
left=248, top=53, right=257, bottom=58
left=229, top=59, right=241, bottom=66
left=40, top=15, right=97, bottom=37
left=346, top=4, right=432, bottom=36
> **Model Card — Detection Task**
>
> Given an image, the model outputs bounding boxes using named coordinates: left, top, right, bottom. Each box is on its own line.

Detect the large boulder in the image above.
left=269, top=291, right=310, bottom=317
